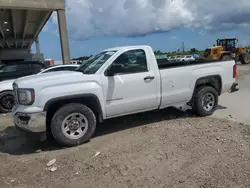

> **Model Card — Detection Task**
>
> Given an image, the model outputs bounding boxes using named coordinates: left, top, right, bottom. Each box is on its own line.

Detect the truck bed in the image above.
left=156, top=59, right=231, bottom=70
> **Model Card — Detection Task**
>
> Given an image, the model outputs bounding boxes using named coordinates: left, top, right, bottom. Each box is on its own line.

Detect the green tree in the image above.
left=190, top=48, right=198, bottom=53
left=154, top=50, right=162, bottom=54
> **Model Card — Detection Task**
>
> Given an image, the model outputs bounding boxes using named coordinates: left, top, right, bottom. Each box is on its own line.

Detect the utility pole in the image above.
left=181, top=42, right=185, bottom=52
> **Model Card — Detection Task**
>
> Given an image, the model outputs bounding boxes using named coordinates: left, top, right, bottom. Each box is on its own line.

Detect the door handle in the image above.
left=144, top=76, right=155, bottom=81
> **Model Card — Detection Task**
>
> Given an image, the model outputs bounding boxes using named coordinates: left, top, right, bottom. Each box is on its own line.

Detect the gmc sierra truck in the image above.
left=12, top=45, right=238, bottom=146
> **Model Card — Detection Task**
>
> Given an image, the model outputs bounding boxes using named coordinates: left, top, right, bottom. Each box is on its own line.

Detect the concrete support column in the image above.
left=35, top=37, right=41, bottom=54
left=57, top=9, right=70, bottom=64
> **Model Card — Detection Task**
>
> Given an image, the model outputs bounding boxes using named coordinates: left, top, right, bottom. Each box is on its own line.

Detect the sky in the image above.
left=32, top=0, right=250, bottom=60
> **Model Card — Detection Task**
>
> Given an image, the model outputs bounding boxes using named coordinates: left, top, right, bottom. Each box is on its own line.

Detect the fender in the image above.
left=44, top=93, right=104, bottom=122
left=193, top=75, right=222, bottom=96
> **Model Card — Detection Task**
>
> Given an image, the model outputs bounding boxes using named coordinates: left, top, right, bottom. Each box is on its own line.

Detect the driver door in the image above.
left=101, top=49, right=158, bottom=118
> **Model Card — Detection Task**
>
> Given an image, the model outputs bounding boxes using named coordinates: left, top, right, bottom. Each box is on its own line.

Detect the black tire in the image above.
left=193, top=86, right=218, bottom=117
left=0, top=91, right=15, bottom=113
left=51, top=103, right=96, bottom=147
left=221, top=55, right=232, bottom=61
left=241, top=53, right=250, bottom=64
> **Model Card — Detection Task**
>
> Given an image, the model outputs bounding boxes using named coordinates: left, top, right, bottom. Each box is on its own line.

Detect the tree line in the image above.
left=73, top=46, right=250, bottom=60
left=154, top=48, right=204, bottom=56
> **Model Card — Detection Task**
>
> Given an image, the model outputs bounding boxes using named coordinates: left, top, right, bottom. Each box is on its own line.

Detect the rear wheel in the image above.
left=193, top=86, right=218, bottom=117
left=51, top=103, right=97, bottom=147
left=241, top=53, right=250, bottom=64
left=0, top=91, right=14, bottom=113
left=221, top=55, right=232, bottom=61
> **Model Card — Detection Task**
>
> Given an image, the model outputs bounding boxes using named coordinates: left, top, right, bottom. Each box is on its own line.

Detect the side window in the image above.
left=32, top=63, right=44, bottom=70
left=3, top=65, right=17, bottom=73
left=213, top=49, right=218, bottom=54
left=109, top=49, right=148, bottom=74
left=17, top=64, right=32, bottom=71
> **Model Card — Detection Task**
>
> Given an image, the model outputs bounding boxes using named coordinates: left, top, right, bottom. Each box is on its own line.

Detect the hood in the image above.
left=15, top=71, right=84, bottom=87
left=0, top=79, right=16, bottom=84
left=0, top=79, right=16, bottom=91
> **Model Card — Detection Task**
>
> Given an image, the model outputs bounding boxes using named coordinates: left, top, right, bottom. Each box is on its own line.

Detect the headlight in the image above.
left=18, top=89, right=35, bottom=105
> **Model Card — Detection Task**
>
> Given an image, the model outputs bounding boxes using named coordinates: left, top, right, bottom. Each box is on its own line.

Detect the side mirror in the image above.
left=106, top=64, right=123, bottom=76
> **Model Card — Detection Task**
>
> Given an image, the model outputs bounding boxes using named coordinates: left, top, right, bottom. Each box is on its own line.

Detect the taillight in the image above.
left=233, top=64, right=237, bottom=78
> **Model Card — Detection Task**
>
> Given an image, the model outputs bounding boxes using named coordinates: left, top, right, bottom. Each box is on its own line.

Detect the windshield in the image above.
left=204, top=48, right=211, bottom=56
left=76, top=51, right=116, bottom=74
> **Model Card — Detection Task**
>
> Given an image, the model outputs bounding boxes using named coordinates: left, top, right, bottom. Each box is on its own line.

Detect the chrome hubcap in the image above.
left=202, top=93, right=215, bottom=111
left=62, top=113, right=88, bottom=139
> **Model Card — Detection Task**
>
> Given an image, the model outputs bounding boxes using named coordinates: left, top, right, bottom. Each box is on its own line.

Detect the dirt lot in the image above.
left=0, top=65, right=250, bottom=188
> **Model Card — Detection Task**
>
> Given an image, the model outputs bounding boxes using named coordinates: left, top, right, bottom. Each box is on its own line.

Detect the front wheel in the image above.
left=193, top=86, right=218, bottom=117
left=0, top=91, right=15, bottom=113
left=241, top=53, right=250, bottom=64
left=221, top=55, right=232, bottom=61
left=51, top=103, right=97, bottom=147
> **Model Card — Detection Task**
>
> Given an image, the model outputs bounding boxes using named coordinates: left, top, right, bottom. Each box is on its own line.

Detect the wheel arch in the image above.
left=44, top=94, right=103, bottom=131
left=0, top=90, right=14, bottom=95
left=192, top=75, right=222, bottom=99
left=219, top=52, right=232, bottom=60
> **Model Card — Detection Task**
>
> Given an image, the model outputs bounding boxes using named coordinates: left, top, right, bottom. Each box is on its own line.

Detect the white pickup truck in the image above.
left=12, top=45, right=238, bottom=146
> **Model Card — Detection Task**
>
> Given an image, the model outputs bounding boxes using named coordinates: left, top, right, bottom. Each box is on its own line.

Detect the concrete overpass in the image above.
left=0, top=0, right=70, bottom=63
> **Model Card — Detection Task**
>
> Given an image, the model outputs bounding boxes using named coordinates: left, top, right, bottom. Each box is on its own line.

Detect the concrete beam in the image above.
left=22, top=10, right=29, bottom=39
left=0, top=25, right=5, bottom=39
left=0, top=38, right=34, bottom=43
left=35, top=37, right=40, bottom=54
left=6, top=41, right=10, bottom=48
left=57, top=9, right=70, bottom=64
left=0, top=0, right=65, bottom=10
left=10, top=10, right=16, bottom=38
left=10, top=10, right=17, bottom=48
left=21, top=10, right=29, bottom=48
left=33, top=11, right=52, bottom=39
left=27, top=11, right=52, bottom=49
left=0, top=48, right=30, bottom=52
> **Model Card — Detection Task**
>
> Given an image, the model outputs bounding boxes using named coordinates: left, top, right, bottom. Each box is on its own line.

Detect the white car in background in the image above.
left=167, top=56, right=177, bottom=62
left=178, top=55, right=196, bottom=62
left=0, top=64, right=79, bottom=113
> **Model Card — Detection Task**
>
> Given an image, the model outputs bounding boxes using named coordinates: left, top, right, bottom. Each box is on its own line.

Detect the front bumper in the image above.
left=13, top=111, right=46, bottom=133
left=229, top=83, right=239, bottom=93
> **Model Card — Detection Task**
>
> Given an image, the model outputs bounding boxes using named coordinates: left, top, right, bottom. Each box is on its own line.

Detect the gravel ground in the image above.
left=212, top=64, right=250, bottom=124
left=0, top=64, right=250, bottom=188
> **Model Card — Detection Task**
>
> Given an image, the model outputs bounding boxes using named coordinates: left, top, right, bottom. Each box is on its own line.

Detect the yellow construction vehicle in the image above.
left=200, top=38, right=250, bottom=64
